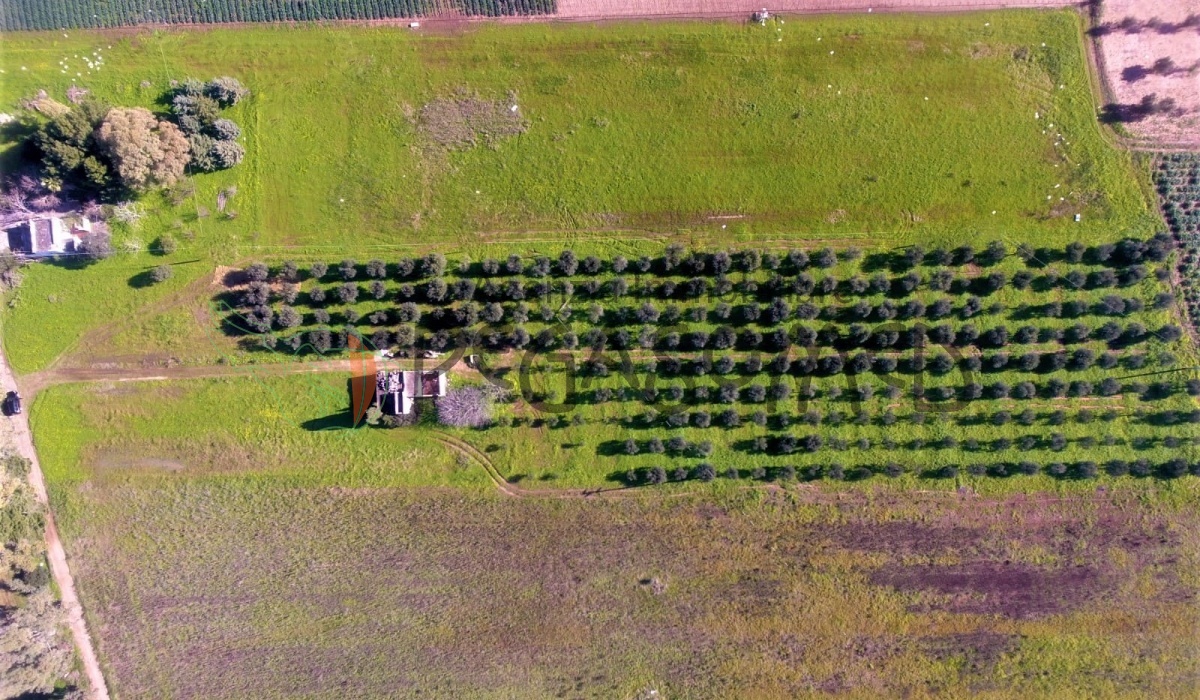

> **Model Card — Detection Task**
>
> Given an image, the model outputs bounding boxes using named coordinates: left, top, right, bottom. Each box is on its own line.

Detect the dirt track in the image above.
left=0, top=348, right=110, bottom=700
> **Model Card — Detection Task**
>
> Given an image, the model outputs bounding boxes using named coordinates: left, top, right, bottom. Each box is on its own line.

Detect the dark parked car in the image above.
left=3, top=391, right=21, bottom=416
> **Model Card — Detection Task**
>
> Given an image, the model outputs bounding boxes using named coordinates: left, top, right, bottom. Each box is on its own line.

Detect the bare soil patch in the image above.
left=871, top=560, right=1105, bottom=617
left=551, top=0, right=1071, bottom=21
left=417, top=90, right=529, bottom=149
left=1093, top=0, right=1200, bottom=146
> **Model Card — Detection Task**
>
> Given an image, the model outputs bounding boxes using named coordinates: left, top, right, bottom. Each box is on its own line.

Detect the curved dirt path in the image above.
left=0, top=348, right=110, bottom=700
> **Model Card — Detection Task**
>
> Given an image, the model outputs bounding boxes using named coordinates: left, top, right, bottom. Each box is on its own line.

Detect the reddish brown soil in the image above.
left=1093, top=0, right=1200, bottom=147
left=871, top=561, right=1105, bottom=617
left=552, top=0, right=1071, bottom=21
left=833, top=498, right=1185, bottom=618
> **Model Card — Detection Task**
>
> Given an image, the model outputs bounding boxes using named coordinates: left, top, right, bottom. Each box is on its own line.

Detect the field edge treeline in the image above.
left=0, top=0, right=557, bottom=32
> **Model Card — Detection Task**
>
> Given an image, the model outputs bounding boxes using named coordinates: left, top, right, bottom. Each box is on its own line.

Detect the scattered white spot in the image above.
left=985, top=22, right=990, bottom=26
left=1041, top=42, right=1046, bottom=47
left=830, top=50, right=834, bottom=55
left=475, top=190, right=481, bottom=194
left=1035, top=111, right=1039, bottom=119
left=1047, top=195, right=1052, bottom=200
left=63, top=32, right=68, bottom=37
left=339, top=198, right=344, bottom=202
left=827, top=84, right=832, bottom=88
left=924, top=96, right=929, bottom=101
left=868, top=7, right=872, bottom=12
left=992, top=210, right=997, bottom=215
left=817, top=37, right=822, bottom=41
left=1054, top=183, right=1060, bottom=188
left=1059, top=85, right=1065, bottom=89
left=20, top=66, right=27, bottom=71
left=510, top=104, right=518, bottom=112
left=721, top=224, right=727, bottom=229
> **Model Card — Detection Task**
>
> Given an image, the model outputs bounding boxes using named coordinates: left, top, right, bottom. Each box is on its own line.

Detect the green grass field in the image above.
left=6, top=11, right=1198, bottom=698
left=29, top=375, right=1200, bottom=698
left=0, top=11, right=1161, bottom=373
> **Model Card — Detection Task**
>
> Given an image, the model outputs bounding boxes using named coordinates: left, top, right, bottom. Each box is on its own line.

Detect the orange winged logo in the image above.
left=348, top=334, right=376, bottom=426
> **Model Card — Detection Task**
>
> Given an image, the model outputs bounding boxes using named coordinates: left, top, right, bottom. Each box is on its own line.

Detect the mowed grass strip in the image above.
left=0, top=13, right=1156, bottom=245
left=30, top=374, right=483, bottom=530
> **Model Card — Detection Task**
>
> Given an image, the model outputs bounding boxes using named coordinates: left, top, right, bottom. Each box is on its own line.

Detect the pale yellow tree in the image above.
left=94, top=107, right=190, bottom=191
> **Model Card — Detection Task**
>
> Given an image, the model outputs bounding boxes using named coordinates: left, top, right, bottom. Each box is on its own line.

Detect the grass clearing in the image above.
left=0, top=11, right=1160, bottom=373
left=5, top=11, right=1195, bottom=697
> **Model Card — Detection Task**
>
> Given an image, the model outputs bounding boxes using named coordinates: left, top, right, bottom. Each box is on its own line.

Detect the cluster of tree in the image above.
left=233, top=284, right=1177, bottom=359
left=492, top=401, right=1200, bottom=439
left=244, top=236, right=1170, bottom=292
left=29, top=78, right=247, bottom=199
left=0, top=454, right=81, bottom=699
left=279, top=279, right=1164, bottom=334
left=620, top=436, right=713, bottom=458
left=565, top=370, right=1189, bottom=414
left=1155, top=155, right=1200, bottom=339
left=36, top=100, right=189, bottom=195
left=753, top=429, right=1195, bottom=456
left=622, top=456, right=1198, bottom=486
left=170, top=77, right=248, bottom=172
left=266, top=261, right=1163, bottom=313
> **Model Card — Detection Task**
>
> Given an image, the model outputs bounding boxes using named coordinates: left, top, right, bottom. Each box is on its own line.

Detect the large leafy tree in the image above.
left=94, top=107, right=190, bottom=191
left=34, top=99, right=111, bottom=192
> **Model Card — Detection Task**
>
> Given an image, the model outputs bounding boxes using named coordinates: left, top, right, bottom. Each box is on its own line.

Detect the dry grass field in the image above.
left=27, top=374, right=1200, bottom=698
left=52, top=480, right=1200, bottom=698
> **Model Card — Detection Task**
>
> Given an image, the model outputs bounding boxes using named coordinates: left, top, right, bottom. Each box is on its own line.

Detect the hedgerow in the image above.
left=0, top=0, right=556, bottom=31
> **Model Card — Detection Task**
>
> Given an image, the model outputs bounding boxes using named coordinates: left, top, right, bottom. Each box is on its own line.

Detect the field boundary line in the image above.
left=65, top=1, right=1081, bottom=34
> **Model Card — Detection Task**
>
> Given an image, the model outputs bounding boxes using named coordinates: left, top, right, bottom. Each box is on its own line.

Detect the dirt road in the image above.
left=551, top=0, right=1075, bottom=21
left=0, top=348, right=110, bottom=700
